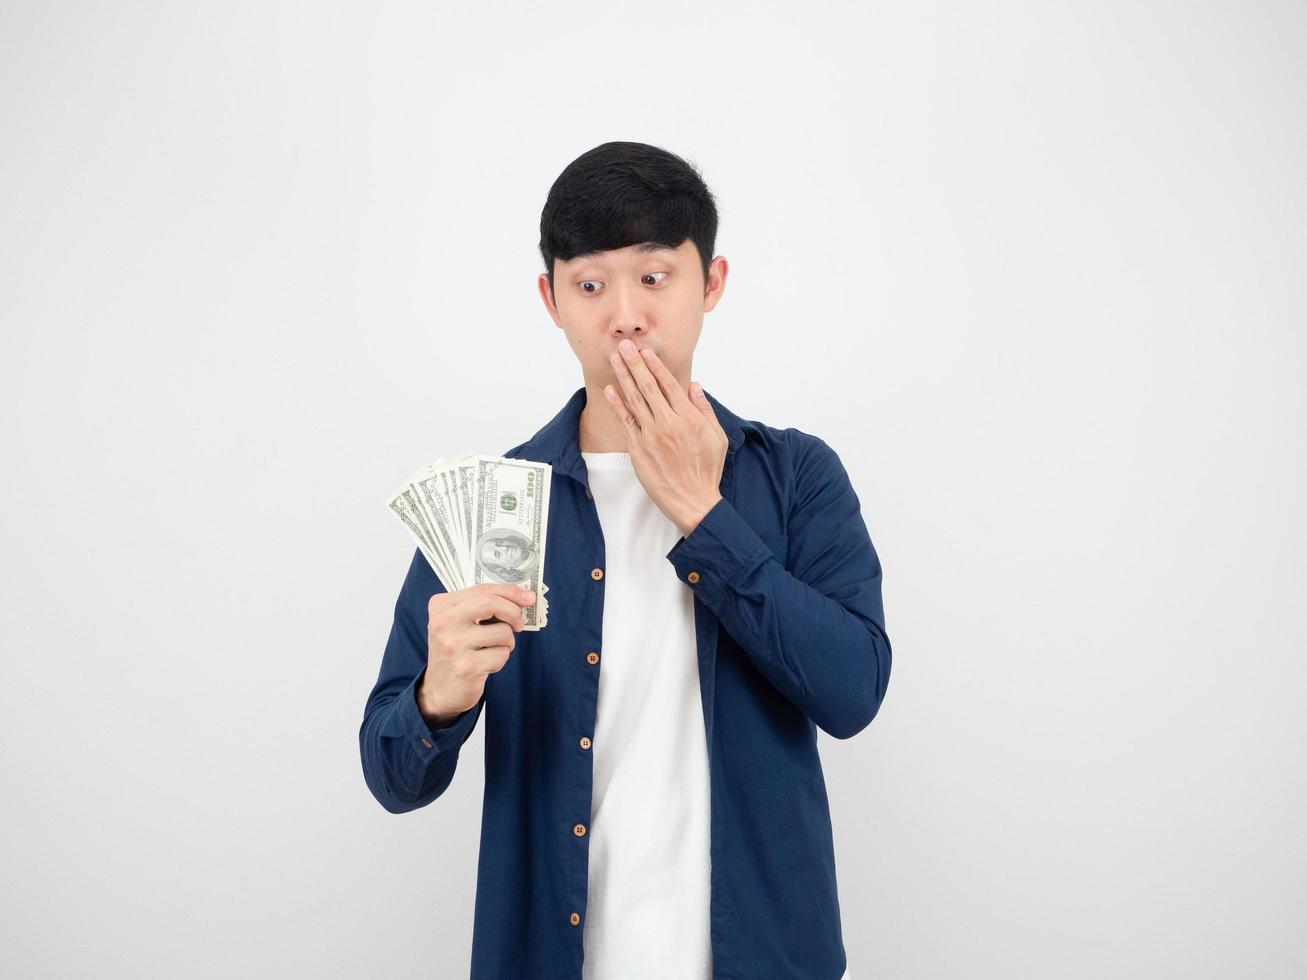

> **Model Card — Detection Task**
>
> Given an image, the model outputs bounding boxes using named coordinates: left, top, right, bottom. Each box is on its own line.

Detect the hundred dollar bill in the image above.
left=446, top=453, right=550, bottom=628
left=413, top=462, right=469, bottom=588
left=469, top=454, right=551, bottom=630
left=386, top=466, right=454, bottom=586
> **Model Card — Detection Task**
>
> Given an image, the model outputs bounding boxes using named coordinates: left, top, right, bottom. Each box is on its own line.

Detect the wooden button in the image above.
left=573, top=823, right=587, bottom=837
left=579, top=736, right=591, bottom=749
left=586, top=652, right=600, bottom=665
left=570, top=912, right=581, bottom=925
left=584, top=489, right=593, bottom=499
left=687, top=571, right=701, bottom=583
left=591, top=567, right=604, bottom=580
left=420, top=738, right=433, bottom=748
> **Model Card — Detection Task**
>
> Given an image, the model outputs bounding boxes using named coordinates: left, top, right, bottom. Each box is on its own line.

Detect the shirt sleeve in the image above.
left=359, top=546, right=486, bottom=813
left=664, top=433, right=892, bottom=739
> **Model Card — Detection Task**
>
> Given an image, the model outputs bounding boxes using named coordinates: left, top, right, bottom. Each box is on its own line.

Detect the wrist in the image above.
left=679, top=494, right=723, bottom=537
left=416, top=674, right=456, bottom=729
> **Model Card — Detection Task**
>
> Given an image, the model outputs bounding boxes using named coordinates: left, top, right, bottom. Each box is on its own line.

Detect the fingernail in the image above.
left=620, top=339, right=634, bottom=353
left=522, top=589, right=535, bottom=599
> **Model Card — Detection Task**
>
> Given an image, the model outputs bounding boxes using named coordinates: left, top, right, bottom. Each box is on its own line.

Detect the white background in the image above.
left=2, top=1, right=1303, bottom=977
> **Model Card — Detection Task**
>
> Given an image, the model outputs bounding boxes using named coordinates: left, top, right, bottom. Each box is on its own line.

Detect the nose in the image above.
left=608, top=281, right=649, bottom=338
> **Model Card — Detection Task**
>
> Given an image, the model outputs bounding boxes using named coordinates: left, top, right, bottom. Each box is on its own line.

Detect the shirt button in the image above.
left=687, top=571, right=701, bottom=584
left=420, top=738, right=433, bottom=749
left=584, top=489, right=593, bottom=499
left=573, top=823, right=587, bottom=837
left=579, top=736, right=591, bottom=749
left=570, top=912, right=581, bottom=926
left=586, top=651, right=600, bottom=665
left=591, top=567, right=604, bottom=580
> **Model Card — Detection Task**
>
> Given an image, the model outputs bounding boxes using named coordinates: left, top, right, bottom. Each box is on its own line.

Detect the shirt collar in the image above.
left=514, top=384, right=758, bottom=486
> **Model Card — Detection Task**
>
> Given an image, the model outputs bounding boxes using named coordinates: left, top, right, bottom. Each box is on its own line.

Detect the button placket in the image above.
left=570, top=479, right=604, bottom=942
left=579, top=565, right=600, bottom=849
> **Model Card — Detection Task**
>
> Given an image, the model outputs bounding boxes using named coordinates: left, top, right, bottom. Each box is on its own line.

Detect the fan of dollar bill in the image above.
left=386, top=453, right=551, bottom=630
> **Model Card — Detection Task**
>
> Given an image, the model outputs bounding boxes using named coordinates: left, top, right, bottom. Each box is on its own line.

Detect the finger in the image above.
left=470, top=620, right=516, bottom=650
left=466, top=582, right=535, bottom=605
left=458, top=585, right=532, bottom=624
left=619, top=342, right=675, bottom=422
left=609, top=348, right=653, bottom=429
left=690, top=381, right=719, bottom=425
left=638, top=347, right=694, bottom=413
left=476, top=645, right=514, bottom=674
left=469, top=593, right=528, bottom=630
left=604, top=383, right=640, bottom=438
left=433, top=580, right=517, bottom=612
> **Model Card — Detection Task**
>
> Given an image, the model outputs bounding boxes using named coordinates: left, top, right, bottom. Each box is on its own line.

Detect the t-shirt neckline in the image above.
left=580, top=450, right=635, bottom=471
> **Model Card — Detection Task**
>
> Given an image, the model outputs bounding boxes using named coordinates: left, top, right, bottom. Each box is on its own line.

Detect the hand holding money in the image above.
left=386, top=453, right=551, bottom=629
left=417, top=582, right=537, bottom=726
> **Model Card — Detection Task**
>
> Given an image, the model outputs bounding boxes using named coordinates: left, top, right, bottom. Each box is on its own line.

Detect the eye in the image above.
left=642, top=271, right=669, bottom=286
left=579, top=280, right=602, bottom=294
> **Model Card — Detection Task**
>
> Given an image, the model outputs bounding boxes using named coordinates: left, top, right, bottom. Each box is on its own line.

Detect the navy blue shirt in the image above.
left=360, top=385, right=892, bottom=979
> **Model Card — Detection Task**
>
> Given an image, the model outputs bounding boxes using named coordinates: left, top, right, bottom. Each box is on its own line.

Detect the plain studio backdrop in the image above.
left=2, top=2, right=1303, bottom=978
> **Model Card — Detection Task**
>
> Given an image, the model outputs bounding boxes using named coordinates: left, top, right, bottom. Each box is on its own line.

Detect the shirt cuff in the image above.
left=384, top=668, right=484, bottom=764
left=665, top=497, right=774, bottom=604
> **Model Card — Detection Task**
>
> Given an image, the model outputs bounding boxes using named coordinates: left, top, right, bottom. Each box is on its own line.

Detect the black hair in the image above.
left=538, top=141, right=719, bottom=302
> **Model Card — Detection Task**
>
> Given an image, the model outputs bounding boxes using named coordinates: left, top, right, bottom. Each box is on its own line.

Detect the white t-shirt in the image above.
left=578, top=450, right=849, bottom=980
left=580, top=450, right=712, bottom=979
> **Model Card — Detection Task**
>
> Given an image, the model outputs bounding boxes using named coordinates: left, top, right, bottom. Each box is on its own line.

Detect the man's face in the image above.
left=537, top=237, right=728, bottom=391
left=492, top=539, right=523, bottom=565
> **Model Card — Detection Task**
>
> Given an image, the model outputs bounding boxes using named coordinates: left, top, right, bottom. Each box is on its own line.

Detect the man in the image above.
left=360, top=141, right=891, bottom=979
